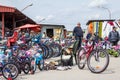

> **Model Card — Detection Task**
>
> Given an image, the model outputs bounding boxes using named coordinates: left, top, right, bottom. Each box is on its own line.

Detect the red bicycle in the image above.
left=77, top=38, right=109, bottom=73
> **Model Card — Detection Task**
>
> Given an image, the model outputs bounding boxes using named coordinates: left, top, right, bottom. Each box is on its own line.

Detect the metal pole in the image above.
left=15, top=3, right=33, bottom=27
left=39, top=18, right=46, bottom=23
left=101, top=6, right=111, bottom=19
left=2, top=13, right=5, bottom=38
left=98, top=6, right=111, bottom=19
left=21, top=3, right=33, bottom=12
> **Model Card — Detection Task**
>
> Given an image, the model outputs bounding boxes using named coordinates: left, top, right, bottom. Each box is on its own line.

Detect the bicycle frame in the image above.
left=81, top=40, right=95, bottom=59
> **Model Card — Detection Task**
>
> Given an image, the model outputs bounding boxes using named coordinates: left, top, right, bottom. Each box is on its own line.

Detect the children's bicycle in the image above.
left=28, top=45, right=44, bottom=74
left=0, top=46, right=19, bottom=79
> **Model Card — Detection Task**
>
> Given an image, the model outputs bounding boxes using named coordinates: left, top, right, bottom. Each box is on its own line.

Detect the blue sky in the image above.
left=0, top=0, right=120, bottom=31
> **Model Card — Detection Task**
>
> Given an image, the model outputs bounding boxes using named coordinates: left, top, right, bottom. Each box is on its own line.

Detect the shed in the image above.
left=0, top=5, right=36, bottom=38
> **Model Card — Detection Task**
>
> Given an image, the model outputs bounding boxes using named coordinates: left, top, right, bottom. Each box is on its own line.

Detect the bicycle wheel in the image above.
left=41, top=45, right=49, bottom=59
left=87, top=49, right=109, bottom=73
left=38, top=59, right=44, bottom=71
left=42, top=44, right=50, bottom=59
left=23, top=62, right=30, bottom=74
left=30, top=58, right=36, bottom=74
left=2, top=63, right=19, bottom=79
left=49, top=43, right=62, bottom=57
left=77, top=47, right=86, bottom=69
left=47, top=46, right=53, bottom=58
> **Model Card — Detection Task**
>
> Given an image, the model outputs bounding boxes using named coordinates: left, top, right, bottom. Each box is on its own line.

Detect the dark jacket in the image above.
left=86, top=33, right=92, bottom=40
left=73, top=26, right=83, bottom=38
left=108, top=31, right=119, bottom=42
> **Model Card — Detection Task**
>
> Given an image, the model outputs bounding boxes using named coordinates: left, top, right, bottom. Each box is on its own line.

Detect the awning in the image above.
left=0, top=5, right=36, bottom=24
left=15, top=24, right=41, bottom=32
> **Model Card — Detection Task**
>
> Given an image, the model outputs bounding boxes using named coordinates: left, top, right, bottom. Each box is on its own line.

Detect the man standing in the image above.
left=73, top=22, right=83, bottom=49
left=73, top=22, right=83, bottom=64
left=108, top=27, right=119, bottom=46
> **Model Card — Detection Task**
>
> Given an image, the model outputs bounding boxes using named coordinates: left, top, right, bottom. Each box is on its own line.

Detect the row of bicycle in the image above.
left=0, top=37, right=64, bottom=79
left=0, top=37, right=120, bottom=79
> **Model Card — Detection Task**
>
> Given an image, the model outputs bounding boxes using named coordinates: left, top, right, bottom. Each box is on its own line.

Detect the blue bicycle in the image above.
left=30, top=45, right=44, bottom=74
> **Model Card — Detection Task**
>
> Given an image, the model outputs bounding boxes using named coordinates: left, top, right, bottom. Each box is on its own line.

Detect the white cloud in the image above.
left=34, top=14, right=55, bottom=23
left=89, top=14, right=101, bottom=19
left=34, top=16, right=45, bottom=23
left=46, top=15, right=54, bottom=20
left=89, top=0, right=108, bottom=7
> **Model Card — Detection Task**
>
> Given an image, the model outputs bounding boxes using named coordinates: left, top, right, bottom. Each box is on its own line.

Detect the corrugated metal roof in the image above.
left=0, top=5, right=15, bottom=12
left=86, top=19, right=115, bottom=25
left=40, top=24, right=65, bottom=28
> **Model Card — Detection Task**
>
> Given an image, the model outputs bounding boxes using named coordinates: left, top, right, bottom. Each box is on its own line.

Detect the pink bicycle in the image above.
left=77, top=39, right=109, bottom=73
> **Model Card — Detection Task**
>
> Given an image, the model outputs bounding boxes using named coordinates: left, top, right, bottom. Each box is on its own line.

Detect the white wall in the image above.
left=41, top=26, right=64, bottom=39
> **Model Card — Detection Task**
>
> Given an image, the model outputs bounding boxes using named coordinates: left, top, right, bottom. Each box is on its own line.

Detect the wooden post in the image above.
left=13, top=14, right=15, bottom=28
left=2, top=13, right=5, bottom=38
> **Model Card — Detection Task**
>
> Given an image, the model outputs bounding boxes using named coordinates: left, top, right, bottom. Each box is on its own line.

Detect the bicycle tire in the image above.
left=23, top=62, right=30, bottom=74
left=42, top=44, right=50, bottom=58
left=2, top=63, right=19, bottom=79
left=30, top=58, right=36, bottom=74
left=49, top=43, right=62, bottom=57
left=77, top=47, right=86, bottom=69
left=46, top=46, right=53, bottom=58
left=38, top=59, right=44, bottom=71
left=41, top=45, right=49, bottom=59
left=87, top=49, right=109, bottom=73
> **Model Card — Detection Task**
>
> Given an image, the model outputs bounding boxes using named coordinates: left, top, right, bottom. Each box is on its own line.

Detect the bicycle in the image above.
left=0, top=46, right=19, bottom=79
left=28, top=45, right=44, bottom=74
left=77, top=38, right=109, bottom=73
left=101, top=38, right=120, bottom=57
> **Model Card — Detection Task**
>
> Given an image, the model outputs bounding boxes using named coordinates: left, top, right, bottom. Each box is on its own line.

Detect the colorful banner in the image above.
left=96, top=22, right=99, bottom=33
left=93, top=22, right=96, bottom=33
left=88, top=22, right=94, bottom=34
left=98, top=22, right=102, bottom=37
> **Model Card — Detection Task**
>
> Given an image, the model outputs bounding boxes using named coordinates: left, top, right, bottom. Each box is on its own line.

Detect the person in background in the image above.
left=42, top=32, right=47, bottom=38
left=19, top=32, right=26, bottom=43
left=25, top=29, right=30, bottom=38
left=108, top=27, right=119, bottom=46
left=73, top=22, right=83, bottom=49
left=73, top=22, right=83, bottom=64
left=86, top=32, right=92, bottom=40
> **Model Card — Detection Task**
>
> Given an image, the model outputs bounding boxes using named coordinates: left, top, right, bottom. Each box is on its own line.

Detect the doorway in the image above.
left=46, top=29, right=54, bottom=38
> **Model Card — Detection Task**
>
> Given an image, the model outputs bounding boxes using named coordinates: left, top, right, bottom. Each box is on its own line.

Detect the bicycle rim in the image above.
left=77, top=48, right=86, bottom=69
left=38, top=59, right=44, bottom=71
left=2, top=63, right=19, bottom=79
left=23, top=63, right=30, bottom=74
left=50, top=44, right=61, bottom=57
left=30, top=58, right=36, bottom=73
left=87, top=50, right=109, bottom=73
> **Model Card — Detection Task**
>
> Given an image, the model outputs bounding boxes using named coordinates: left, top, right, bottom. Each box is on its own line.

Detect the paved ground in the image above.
left=1, top=57, right=120, bottom=80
